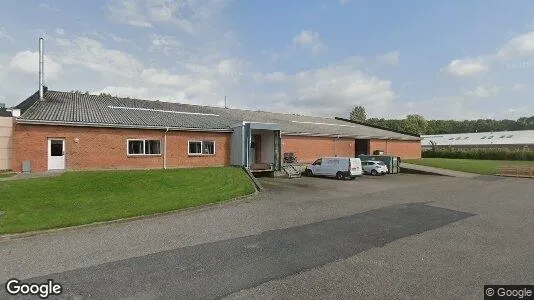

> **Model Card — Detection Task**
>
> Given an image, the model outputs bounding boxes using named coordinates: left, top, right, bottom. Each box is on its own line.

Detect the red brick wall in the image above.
left=11, top=124, right=231, bottom=173
left=369, top=139, right=421, bottom=159
left=282, top=135, right=355, bottom=164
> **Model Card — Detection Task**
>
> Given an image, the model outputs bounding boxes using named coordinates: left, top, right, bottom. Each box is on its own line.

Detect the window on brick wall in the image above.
left=188, top=140, right=215, bottom=155
left=127, top=139, right=161, bottom=155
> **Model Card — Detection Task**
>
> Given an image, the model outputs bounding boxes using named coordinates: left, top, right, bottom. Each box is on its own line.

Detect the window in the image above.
left=481, top=136, right=487, bottom=139
left=500, top=135, right=506, bottom=138
left=507, top=135, right=513, bottom=138
left=455, top=137, right=461, bottom=140
left=312, top=159, right=322, bottom=165
left=128, top=139, right=161, bottom=155
left=449, top=138, right=455, bottom=140
left=488, top=136, right=494, bottom=139
left=50, top=140, right=63, bottom=156
left=464, top=137, right=469, bottom=140
left=145, top=140, right=161, bottom=154
left=188, top=140, right=215, bottom=155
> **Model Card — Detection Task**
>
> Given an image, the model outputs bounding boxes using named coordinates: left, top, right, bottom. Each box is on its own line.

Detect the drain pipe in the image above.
left=163, top=127, right=169, bottom=169
left=334, top=135, right=340, bottom=157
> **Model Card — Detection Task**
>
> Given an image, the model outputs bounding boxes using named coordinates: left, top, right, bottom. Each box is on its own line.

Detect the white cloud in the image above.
left=57, top=37, right=143, bottom=78
left=498, top=31, right=534, bottom=58
left=95, top=86, right=149, bottom=98
left=250, top=60, right=395, bottom=117
left=339, top=0, right=350, bottom=5
left=292, top=30, right=324, bottom=54
left=54, top=28, right=65, bottom=35
left=39, top=3, right=59, bottom=11
left=442, top=30, right=534, bottom=76
left=9, top=50, right=62, bottom=80
left=107, top=33, right=131, bottom=43
left=441, top=57, right=489, bottom=77
left=511, top=83, right=526, bottom=91
left=148, top=34, right=180, bottom=55
left=141, top=68, right=189, bottom=86
left=252, top=71, right=286, bottom=84
left=217, top=59, right=246, bottom=81
left=0, top=27, right=13, bottom=41
left=464, top=85, right=500, bottom=98
left=401, top=81, right=412, bottom=89
left=376, top=51, right=399, bottom=65
left=107, top=0, right=152, bottom=28
left=107, top=0, right=230, bottom=33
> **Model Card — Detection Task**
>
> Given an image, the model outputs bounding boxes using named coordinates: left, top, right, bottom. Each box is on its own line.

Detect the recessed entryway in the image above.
left=48, top=138, right=65, bottom=170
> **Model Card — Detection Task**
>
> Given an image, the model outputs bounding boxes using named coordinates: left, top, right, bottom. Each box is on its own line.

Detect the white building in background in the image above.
left=0, top=105, right=13, bottom=170
left=421, top=130, right=534, bottom=151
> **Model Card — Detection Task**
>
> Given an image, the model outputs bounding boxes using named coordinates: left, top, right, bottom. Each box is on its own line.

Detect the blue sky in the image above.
left=1, top=0, right=534, bottom=120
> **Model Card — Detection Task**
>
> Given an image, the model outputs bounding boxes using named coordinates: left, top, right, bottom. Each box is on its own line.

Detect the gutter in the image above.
left=15, top=119, right=233, bottom=133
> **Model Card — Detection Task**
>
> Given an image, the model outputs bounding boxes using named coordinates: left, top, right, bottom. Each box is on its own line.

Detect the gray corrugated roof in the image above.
left=17, top=90, right=419, bottom=140
left=421, top=131, right=534, bottom=146
left=19, top=91, right=235, bottom=130
left=0, top=108, right=11, bottom=117
left=205, top=107, right=419, bottom=140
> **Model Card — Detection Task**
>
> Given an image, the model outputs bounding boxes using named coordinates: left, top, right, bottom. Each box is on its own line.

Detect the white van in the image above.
left=305, top=157, right=363, bottom=180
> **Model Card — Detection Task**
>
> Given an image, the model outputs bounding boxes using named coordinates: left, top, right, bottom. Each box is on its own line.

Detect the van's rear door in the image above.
left=349, top=158, right=362, bottom=175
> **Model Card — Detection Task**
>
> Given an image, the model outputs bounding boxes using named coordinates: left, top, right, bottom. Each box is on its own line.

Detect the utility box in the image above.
left=22, top=160, right=31, bottom=173
left=358, top=155, right=400, bottom=174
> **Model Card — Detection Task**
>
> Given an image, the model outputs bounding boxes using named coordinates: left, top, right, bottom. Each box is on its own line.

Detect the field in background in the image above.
left=405, top=158, right=534, bottom=175
left=0, top=167, right=255, bottom=234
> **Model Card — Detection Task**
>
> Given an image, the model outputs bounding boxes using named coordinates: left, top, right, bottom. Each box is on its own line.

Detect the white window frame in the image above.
left=127, top=139, right=162, bottom=156
left=188, top=140, right=216, bottom=156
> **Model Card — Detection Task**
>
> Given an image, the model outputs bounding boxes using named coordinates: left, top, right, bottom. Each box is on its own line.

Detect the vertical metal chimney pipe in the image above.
left=39, top=37, right=44, bottom=99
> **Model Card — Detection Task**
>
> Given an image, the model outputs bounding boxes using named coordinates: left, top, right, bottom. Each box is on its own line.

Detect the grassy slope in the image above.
left=0, top=167, right=255, bottom=234
left=405, top=158, right=534, bottom=175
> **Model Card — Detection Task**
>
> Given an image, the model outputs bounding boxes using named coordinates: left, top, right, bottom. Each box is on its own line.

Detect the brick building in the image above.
left=10, top=89, right=420, bottom=173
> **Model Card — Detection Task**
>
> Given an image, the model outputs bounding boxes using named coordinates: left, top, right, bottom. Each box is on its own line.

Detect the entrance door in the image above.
left=356, top=139, right=369, bottom=156
left=253, top=135, right=261, bottom=164
left=48, top=139, right=65, bottom=170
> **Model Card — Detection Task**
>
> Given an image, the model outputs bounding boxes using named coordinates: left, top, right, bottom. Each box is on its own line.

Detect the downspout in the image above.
left=334, top=135, right=339, bottom=157
left=163, top=127, right=169, bottom=169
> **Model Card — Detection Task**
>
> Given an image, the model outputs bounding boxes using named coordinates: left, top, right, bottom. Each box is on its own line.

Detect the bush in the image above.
left=422, top=149, right=534, bottom=161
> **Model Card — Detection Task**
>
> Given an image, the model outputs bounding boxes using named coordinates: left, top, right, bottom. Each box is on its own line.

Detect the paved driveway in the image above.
left=1, top=173, right=533, bottom=299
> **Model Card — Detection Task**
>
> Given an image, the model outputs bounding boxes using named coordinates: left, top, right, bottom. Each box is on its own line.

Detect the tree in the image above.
left=349, top=106, right=367, bottom=122
left=402, top=114, right=427, bottom=135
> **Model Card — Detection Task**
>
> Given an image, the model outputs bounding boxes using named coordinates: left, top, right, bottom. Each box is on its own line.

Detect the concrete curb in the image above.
left=243, top=167, right=264, bottom=192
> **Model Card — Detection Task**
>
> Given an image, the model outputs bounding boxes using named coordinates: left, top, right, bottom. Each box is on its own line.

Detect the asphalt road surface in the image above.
left=1, top=174, right=533, bottom=299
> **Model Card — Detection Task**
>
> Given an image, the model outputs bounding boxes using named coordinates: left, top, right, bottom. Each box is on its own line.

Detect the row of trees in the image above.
left=349, top=106, right=534, bottom=135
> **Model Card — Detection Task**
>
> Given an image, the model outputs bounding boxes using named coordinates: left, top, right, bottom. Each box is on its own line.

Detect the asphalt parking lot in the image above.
left=1, top=173, right=533, bottom=299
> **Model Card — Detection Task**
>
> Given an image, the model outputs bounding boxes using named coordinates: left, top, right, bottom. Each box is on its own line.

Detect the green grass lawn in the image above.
left=0, top=173, right=15, bottom=178
left=405, top=158, right=534, bottom=175
left=0, top=167, right=255, bottom=235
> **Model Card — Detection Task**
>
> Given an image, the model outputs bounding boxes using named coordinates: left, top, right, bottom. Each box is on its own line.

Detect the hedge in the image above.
left=422, top=149, right=534, bottom=161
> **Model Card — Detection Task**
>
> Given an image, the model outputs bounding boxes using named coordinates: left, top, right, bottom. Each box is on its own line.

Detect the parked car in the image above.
left=305, top=157, right=362, bottom=180
left=362, top=160, right=389, bottom=176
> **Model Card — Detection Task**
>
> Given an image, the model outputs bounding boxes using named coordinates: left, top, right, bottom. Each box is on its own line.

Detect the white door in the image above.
left=48, top=138, right=65, bottom=170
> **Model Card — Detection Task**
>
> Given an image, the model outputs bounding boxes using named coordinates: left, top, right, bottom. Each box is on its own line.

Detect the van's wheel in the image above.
left=371, top=169, right=378, bottom=176
left=306, top=169, right=313, bottom=177
left=336, top=172, right=344, bottom=180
